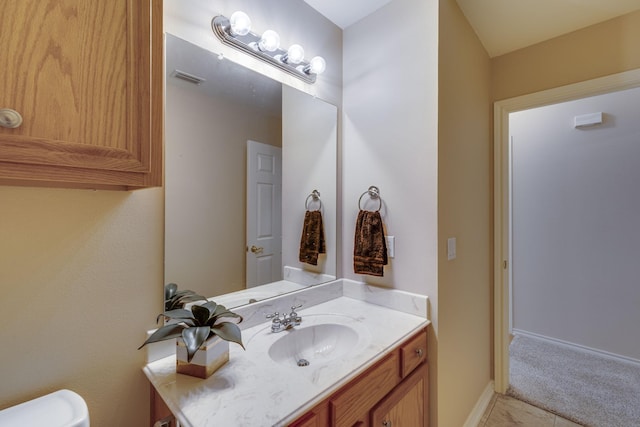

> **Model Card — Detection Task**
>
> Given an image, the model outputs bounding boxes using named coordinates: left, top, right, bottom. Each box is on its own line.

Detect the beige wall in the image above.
left=165, top=83, right=281, bottom=297
left=492, top=10, right=640, bottom=101
left=0, top=186, right=164, bottom=426
left=438, top=0, right=492, bottom=425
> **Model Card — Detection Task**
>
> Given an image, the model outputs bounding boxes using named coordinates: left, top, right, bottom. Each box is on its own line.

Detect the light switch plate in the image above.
left=447, top=237, right=456, bottom=260
left=386, top=235, right=395, bottom=258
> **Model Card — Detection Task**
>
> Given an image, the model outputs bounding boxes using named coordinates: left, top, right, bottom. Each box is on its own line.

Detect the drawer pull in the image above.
left=416, top=348, right=424, bottom=357
left=383, top=421, right=392, bottom=427
left=0, top=108, right=23, bottom=129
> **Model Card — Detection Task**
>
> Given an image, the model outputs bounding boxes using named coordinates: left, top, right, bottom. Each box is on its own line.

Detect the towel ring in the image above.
left=358, top=186, right=382, bottom=212
left=305, top=190, right=322, bottom=211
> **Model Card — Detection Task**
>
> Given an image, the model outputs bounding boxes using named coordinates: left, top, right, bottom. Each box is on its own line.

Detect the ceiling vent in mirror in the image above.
left=212, top=11, right=326, bottom=84
left=171, top=69, right=206, bottom=85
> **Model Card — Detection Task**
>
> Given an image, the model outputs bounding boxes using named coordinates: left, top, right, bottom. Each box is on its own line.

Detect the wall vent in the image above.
left=574, top=112, right=603, bottom=128
left=171, top=69, right=206, bottom=85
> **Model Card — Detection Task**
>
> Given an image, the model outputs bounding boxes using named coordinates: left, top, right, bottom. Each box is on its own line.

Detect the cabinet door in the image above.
left=288, top=401, right=329, bottom=427
left=371, top=363, right=428, bottom=427
left=150, top=386, right=176, bottom=427
left=331, top=352, right=401, bottom=427
left=0, top=0, right=162, bottom=189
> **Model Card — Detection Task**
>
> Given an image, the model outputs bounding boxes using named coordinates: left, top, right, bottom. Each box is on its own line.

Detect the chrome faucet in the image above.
left=266, top=305, right=302, bottom=333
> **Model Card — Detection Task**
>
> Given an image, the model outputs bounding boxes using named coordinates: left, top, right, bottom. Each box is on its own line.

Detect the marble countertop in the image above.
left=144, top=281, right=429, bottom=427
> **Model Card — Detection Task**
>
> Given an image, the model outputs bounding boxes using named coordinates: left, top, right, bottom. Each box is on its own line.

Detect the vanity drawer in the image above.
left=400, top=329, right=427, bottom=377
left=330, top=351, right=401, bottom=427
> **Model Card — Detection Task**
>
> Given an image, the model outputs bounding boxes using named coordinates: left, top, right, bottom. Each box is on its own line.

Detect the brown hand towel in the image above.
left=353, top=210, right=388, bottom=277
left=299, top=210, right=326, bottom=265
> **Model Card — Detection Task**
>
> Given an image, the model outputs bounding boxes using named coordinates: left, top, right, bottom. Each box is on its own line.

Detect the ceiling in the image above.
left=302, top=0, right=393, bottom=29
left=303, top=0, right=640, bottom=57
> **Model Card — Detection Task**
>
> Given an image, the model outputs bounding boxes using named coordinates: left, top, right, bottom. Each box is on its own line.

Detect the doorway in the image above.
left=493, top=68, right=640, bottom=393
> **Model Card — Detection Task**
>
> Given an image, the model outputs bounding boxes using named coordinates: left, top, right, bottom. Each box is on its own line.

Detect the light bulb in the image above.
left=258, top=30, right=280, bottom=52
left=306, top=56, right=326, bottom=75
left=229, top=11, right=251, bottom=36
left=283, top=44, right=305, bottom=64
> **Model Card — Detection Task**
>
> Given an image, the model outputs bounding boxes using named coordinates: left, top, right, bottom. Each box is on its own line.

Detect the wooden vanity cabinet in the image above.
left=0, top=0, right=163, bottom=190
left=289, top=327, right=429, bottom=427
left=150, top=385, right=176, bottom=427
left=371, top=363, right=429, bottom=427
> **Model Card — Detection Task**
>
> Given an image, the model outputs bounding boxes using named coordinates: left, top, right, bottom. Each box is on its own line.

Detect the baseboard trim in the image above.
left=463, top=380, right=495, bottom=427
left=513, top=329, right=640, bottom=366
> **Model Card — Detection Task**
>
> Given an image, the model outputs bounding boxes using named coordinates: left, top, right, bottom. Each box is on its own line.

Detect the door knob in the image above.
left=0, top=109, right=23, bottom=129
left=249, top=245, right=264, bottom=254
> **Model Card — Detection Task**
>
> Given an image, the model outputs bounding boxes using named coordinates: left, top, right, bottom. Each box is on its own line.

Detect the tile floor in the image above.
left=479, top=394, right=583, bottom=427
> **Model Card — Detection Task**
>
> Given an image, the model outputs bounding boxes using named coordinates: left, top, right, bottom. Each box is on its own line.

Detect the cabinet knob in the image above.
left=0, top=108, right=23, bottom=129
left=416, top=348, right=424, bottom=357
left=382, top=421, right=392, bottom=427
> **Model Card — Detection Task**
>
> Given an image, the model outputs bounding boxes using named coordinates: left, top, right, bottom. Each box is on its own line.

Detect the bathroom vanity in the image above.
left=144, top=280, right=430, bottom=427
left=288, top=328, right=428, bottom=427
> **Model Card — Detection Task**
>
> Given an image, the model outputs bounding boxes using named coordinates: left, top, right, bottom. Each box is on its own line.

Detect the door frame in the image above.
left=493, top=68, right=640, bottom=393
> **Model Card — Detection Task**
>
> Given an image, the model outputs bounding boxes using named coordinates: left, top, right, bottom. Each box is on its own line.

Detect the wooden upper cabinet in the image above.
left=0, top=0, right=163, bottom=189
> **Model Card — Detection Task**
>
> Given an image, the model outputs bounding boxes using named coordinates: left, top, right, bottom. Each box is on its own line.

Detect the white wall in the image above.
left=511, top=86, right=640, bottom=360
left=342, top=0, right=438, bottom=294
left=343, top=0, right=439, bottom=423
left=165, top=83, right=281, bottom=297
left=282, top=86, right=338, bottom=276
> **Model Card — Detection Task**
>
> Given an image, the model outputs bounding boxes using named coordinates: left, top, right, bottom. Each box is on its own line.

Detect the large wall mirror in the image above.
left=164, top=34, right=338, bottom=309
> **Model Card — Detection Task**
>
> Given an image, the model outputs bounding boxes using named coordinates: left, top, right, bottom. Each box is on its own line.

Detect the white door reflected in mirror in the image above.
left=246, top=140, right=282, bottom=288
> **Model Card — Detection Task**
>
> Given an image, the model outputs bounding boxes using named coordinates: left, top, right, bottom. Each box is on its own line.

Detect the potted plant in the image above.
left=139, top=297, right=244, bottom=379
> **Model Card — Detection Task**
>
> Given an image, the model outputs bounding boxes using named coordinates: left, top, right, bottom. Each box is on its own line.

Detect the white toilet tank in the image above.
left=0, top=389, right=89, bottom=427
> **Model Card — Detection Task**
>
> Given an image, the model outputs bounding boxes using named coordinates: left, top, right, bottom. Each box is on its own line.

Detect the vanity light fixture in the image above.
left=212, top=11, right=326, bottom=84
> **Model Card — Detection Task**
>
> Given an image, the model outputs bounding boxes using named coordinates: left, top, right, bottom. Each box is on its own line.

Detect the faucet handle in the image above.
left=289, top=305, right=302, bottom=324
left=266, top=312, right=281, bottom=322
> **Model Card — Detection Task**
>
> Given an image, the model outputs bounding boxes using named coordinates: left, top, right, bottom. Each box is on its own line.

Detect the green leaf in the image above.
left=164, top=285, right=206, bottom=310
left=176, top=294, right=206, bottom=304
left=138, top=324, right=185, bottom=349
left=211, top=322, right=245, bottom=350
left=165, top=283, right=178, bottom=300
left=212, top=304, right=243, bottom=323
left=201, top=301, right=218, bottom=315
left=162, top=309, right=194, bottom=321
left=191, top=304, right=211, bottom=326
left=212, top=304, right=229, bottom=316
left=182, top=326, right=211, bottom=362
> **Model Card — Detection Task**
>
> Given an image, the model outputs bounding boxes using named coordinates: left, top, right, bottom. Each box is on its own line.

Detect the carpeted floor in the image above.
left=507, top=333, right=640, bottom=427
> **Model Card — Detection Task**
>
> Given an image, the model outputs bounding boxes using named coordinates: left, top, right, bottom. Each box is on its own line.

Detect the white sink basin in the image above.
left=268, top=323, right=358, bottom=367
left=247, top=313, right=371, bottom=368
